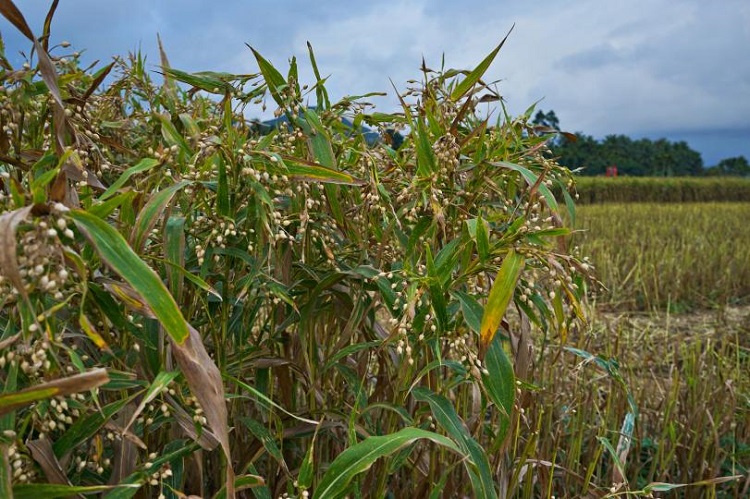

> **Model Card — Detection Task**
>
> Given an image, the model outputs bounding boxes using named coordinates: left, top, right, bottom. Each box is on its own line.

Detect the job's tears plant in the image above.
left=0, top=3, right=599, bottom=497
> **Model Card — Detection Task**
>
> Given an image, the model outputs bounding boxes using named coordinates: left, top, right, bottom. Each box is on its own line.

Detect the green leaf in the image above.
left=597, top=436, right=627, bottom=484
left=480, top=249, right=524, bottom=349
left=454, top=290, right=483, bottom=334
left=227, top=375, right=318, bottom=425
left=306, top=41, right=330, bottom=109
left=31, top=166, right=59, bottom=204
left=495, top=161, right=559, bottom=212
left=156, top=114, right=191, bottom=156
left=481, top=333, right=515, bottom=442
left=250, top=47, right=287, bottom=108
left=123, top=370, right=180, bottom=433
left=68, top=209, right=189, bottom=344
left=53, top=395, right=134, bottom=458
left=0, top=443, right=12, bottom=498
left=103, top=440, right=201, bottom=499
left=216, top=154, right=230, bottom=216
left=212, top=474, right=266, bottom=499
left=324, top=341, right=380, bottom=370
left=131, top=180, right=191, bottom=252
left=239, top=417, right=287, bottom=473
left=433, top=237, right=463, bottom=287
left=164, top=216, right=186, bottom=300
left=475, top=216, right=490, bottom=261
left=313, top=428, right=463, bottom=499
left=281, top=157, right=362, bottom=185
left=161, top=67, right=234, bottom=94
left=301, top=107, right=336, bottom=169
left=450, top=28, right=512, bottom=101
left=89, top=191, right=138, bottom=219
left=412, top=387, right=498, bottom=499
left=100, top=158, right=160, bottom=201
left=414, top=119, right=436, bottom=177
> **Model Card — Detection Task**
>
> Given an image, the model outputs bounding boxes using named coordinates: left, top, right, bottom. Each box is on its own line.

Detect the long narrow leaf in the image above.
left=68, top=209, right=189, bottom=344
left=313, top=428, right=463, bottom=499
left=130, top=180, right=191, bottom=252
left=12, top=483, right=131, bottom=498
left=0, top=369, right=109, bottom=417
left=250, top=47, right=287, bottom=108
left=481, top=333, right=515, bottom=443
left=450, top=27, right=512, bottom=101
left=99, top=158, right=160, bottom=201
left=412, top=387, right=498, bottom=499
left=479, top=249, right=525, bottom=350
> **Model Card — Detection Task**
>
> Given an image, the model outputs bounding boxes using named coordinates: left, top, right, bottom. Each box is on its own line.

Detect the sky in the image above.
left=2, top=0, right=749, bottom=166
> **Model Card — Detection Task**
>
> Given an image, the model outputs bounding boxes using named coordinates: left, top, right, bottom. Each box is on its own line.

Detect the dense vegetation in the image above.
left=533, top=109, right=750, bottom=177
left=0, top=2, right=747, bottom=498
left=575, top=203, right=750, bottom=310
left=571, top=176, right=750, bottom=204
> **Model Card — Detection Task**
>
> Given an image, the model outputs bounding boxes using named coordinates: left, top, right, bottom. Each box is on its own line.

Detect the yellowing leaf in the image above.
left=479, top=249, right=524, bottom=352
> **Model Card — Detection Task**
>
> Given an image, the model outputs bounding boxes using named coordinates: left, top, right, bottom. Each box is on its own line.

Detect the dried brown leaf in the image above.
left=107, top=403, right=140, bottom=485
left=33, top=39, right=63, bottom=111
left=510, top=310, right=533, bottom=381
left=0, top=333, right=20, bottom=350
left=0, top=205, right=33, bottom=301
left=167, top=394, right=221, bottom=451
left=61, top=158, right=105, bottom=190
left=38, top=42, right=70, bottom=155
left=0, top=368, right=109, bottom=417
left=0, top=0, right=34, bottom=41
left=27, top=438, right=68, bottom=485
left=171, top=323, right=235, bottom=498
left=41, top=0, right=59, bottom=52
left=83, top=61, right=115, bottom=101
left=49, top=170, right=67, bottom=203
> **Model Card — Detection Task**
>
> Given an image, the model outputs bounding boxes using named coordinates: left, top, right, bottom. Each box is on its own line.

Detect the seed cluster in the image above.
left=0, top=214, right=75, bottom=302
left=7, top=441, right=37, bottom=484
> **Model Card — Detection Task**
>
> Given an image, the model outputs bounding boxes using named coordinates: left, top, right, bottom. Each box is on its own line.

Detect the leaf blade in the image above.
left=68, top=209, right=189, bottom=344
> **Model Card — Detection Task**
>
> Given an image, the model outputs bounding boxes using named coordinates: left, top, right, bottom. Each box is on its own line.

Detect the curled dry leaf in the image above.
left=27, top=439, right=68, bottom=485
left=0, top=333, right=20, bottom=350
left=0, top=0, right=35, bottom=41
left=171, top=323, right=235, bottom=498
left=107, top=403, right=140, bottom=486
left=167, top=394, right=221, bottom=451
left=0, top=205, right=33, bottom=301
left=0, top=368, right=109, bottom=417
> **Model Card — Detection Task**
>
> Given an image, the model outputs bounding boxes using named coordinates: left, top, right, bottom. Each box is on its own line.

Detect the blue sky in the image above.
left=2, top=0, right=749, bottom=166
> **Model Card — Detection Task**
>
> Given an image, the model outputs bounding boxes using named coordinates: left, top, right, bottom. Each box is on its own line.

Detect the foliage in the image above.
left=0, top=2, right=745, bottom=497
left=706, top=155, right=750, bottom=177
left=575, top=202, right=750, bottom=310
left=532, top=109, right=715, bottom=176
left=571, top=176, right=750, bottom=203
left=0, top=4, right=600, bottom=497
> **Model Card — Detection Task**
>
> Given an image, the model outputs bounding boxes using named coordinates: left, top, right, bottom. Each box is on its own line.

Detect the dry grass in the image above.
left=574, top=202, right=750, bottom=311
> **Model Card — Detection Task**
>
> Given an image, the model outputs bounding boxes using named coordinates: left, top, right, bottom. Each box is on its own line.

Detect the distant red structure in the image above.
left=605, top=165, right=618, bottom=177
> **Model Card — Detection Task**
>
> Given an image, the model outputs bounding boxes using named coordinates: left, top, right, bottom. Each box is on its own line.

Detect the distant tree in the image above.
left=539, top=110, right=705, bottom=176
left=705, top=156, right=750, bottom=176
left=532, top=109, right=560, bottom=131
left=554, top=132, right=606, bottom=174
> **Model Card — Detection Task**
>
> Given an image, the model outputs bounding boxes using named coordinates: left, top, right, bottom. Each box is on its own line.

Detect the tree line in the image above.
left=533, top=110, right=750, bottom=177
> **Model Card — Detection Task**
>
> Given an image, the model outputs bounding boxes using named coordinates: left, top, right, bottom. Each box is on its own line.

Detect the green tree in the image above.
left=706, top=156, right=750, bottom=176
left=532, top=109, right=560, bottom=131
